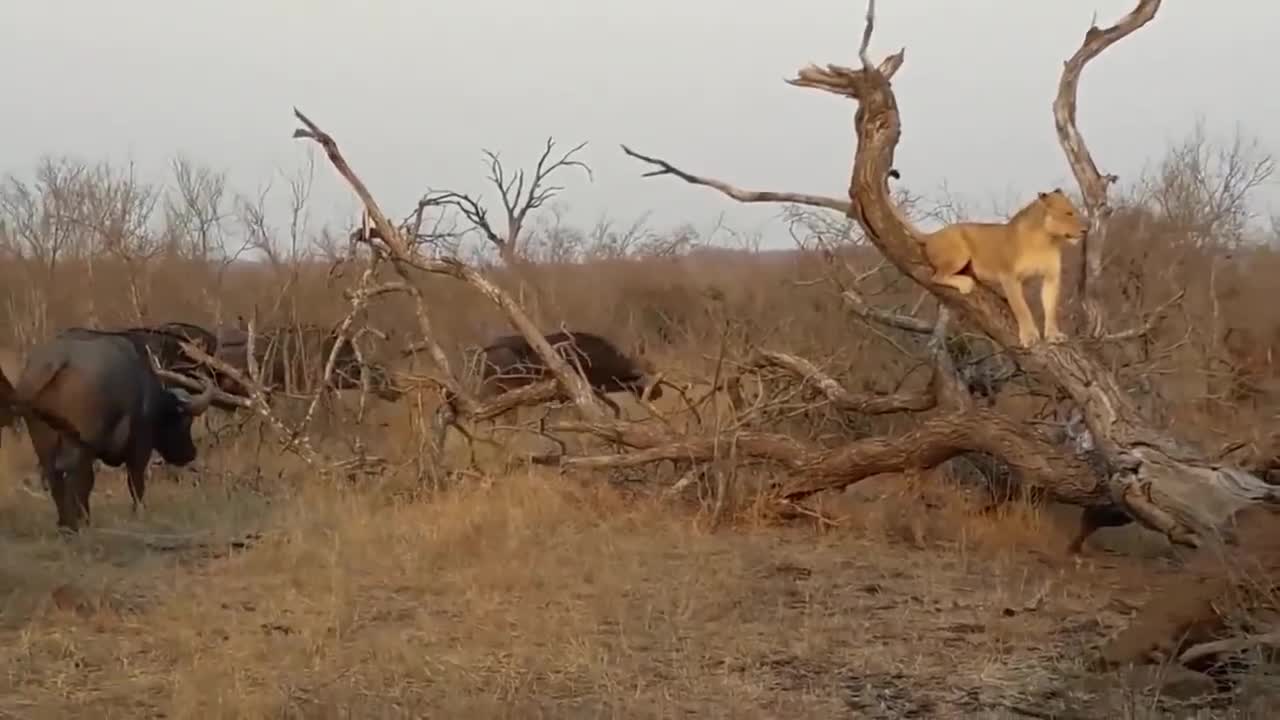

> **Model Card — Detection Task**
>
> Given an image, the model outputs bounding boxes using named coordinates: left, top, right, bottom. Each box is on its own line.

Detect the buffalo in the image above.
left=1066, top=505, right=1136, bottom=555
left=63, top=322, right=239, bottom=412
left=460, top=329, right=662, bottom=414
left=6, top=328, right=214, bottom=531
left=430, top=330, right=661, bottom=459
left=0, top=344, right=24, bottom=443
left=214, top=321, right=403, bottom=402
left=122, top=321, right=220, bottom=376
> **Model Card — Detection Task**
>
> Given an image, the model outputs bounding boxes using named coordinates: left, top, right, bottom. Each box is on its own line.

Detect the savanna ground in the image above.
left=2, top=62, right=1280, bottom=720
left=2, top=415, right=1261, bottom=720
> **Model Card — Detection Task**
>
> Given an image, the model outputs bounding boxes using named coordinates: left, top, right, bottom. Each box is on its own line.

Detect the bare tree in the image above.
left=522, top=204, right=586, bottom=263
left=416, top=137, right=592, bottom=265
left=236, top=184, right=279, bottom=269
left=165, top=156, right=230, bottom=261
left=1139, top=119, right=1275, bottom=249
left=76, top=160, right=163, bottom=322
left=0, top=157, right=87, bottom=281
left=0, top=156, right=164, bottom=325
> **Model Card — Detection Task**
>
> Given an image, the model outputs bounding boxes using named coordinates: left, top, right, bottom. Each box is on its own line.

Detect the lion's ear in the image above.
left=1038, top=191, right=1048, bottom=200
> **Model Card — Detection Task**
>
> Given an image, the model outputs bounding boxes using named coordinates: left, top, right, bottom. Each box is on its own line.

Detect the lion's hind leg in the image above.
left=934, top=271, right=976, bottom=295
left=924, top=237, right=977, bottom=294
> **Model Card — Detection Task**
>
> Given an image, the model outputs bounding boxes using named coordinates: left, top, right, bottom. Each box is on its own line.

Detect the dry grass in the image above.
left=1, top=431, right=1275, bottom=719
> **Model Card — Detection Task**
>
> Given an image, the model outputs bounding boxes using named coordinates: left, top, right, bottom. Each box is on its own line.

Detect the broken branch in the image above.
left=750, top=349, right=935, bottom=415
left=841, top=287, right=934, bottom=334
left=1179, top=630, right=1280, bottom=666
left=174, top=340, right=320, bottom=466
left=620, top=145, right=851, bottom=213
left=545, top=406, right=1098, bottom=505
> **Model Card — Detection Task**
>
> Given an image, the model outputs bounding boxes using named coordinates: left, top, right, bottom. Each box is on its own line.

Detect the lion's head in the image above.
left=1035, top=188, right=1088, bottom=245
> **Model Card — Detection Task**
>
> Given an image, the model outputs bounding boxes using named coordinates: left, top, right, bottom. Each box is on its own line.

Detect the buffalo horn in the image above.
left=177, top=377, right=215, bottom=416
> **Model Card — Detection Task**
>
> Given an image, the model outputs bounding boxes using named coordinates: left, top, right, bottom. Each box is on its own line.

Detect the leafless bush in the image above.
left=1138, top=119, right=1275, bottom=249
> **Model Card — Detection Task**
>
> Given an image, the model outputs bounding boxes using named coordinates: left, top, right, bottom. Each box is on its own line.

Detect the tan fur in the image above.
left=917, top=189, right=1088, bottom=347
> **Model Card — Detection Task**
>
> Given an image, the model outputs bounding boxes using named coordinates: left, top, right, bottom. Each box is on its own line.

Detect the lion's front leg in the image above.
left=999, top=275, right=1041, bottom=347
left=1040, top=268, right=1067, bottom=343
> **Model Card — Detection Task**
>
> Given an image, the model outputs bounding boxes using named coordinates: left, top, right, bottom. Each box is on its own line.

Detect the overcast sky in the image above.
left=3, top=1, right=1276, bottom=248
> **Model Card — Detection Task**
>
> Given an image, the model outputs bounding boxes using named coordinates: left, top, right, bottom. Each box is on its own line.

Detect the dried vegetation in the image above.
left=1, top=0, right=1278, bottom=716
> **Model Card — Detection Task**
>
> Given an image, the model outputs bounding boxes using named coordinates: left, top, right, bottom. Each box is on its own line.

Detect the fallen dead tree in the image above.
left=617, top=0, right=1280, bottom=671
left=621, top=0, right=1280, bottom=548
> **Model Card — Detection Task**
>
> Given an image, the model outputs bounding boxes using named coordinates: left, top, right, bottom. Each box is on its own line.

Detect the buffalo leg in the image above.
left=591, top=390, right=626, bottom=454
left=1068, top=505, right=1134, bottom=554
left=49, top=462, right=94, bottom=533
left=126, top=456, right=148, bottom=517
left=75, top=464, right=96, bottom=527
left=592, top=389, right=622, bottom=418
left=47, top=467, right=79, bottom=533
left=46, top=444, right=93, bottom=532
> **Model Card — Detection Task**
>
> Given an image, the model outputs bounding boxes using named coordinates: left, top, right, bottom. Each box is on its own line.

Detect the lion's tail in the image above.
left=885, top=170, right=926, bottom=242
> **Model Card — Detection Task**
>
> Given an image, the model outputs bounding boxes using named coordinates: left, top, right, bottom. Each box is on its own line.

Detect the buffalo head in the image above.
left=152, top=376, right=215, bottom=465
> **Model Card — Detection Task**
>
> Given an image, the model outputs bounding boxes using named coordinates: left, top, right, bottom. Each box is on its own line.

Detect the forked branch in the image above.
left=420, top=137, right=591, bottom=264
left=1054, top=0, right=1163, bottom=336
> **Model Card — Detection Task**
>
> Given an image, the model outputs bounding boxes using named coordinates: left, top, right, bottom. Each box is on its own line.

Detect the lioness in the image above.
left=918, top=189, right=1087, bottom=347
